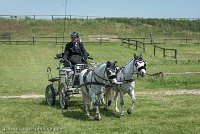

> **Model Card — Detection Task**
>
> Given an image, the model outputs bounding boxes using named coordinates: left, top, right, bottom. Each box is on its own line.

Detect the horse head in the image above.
left=106, top=61, right=117, bottom=78
left=134, top=53, right=147, bottom=77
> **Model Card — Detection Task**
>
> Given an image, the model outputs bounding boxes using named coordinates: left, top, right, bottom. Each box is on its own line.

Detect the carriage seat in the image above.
left=64, top=60, right=72, bottom=68
left=55, top=53, right=64, bottom=59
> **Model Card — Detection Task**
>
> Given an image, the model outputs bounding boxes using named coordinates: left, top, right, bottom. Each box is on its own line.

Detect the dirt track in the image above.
left=0, top=89, right=200, bottom=99
left=136, top=89, right=200, bottom=95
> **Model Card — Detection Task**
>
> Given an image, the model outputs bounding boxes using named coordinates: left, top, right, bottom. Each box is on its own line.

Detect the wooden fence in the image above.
left=153, top=45, right=177, bottom=61
left=121, top=38, right=145, bottom=51
left=0, top=36, right=65, bottom=45
left=0, top=15, right=103, bottom=20
left=1, top=36, right=200, bottom=64
left=1, top=15, right=200, bottom=21
left=0, top=36, right=114, bottom=45
left=0, top=36, right=199, bottom=45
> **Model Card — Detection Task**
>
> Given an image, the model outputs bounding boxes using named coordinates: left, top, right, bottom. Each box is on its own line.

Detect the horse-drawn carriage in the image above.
left=45, top=51, right=147, bottom=120
left=45, top=52, right=95, bottom=109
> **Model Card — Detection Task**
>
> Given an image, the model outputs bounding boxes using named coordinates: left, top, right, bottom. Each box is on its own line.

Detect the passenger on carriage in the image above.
left=63, top=32, right=89, bottom=68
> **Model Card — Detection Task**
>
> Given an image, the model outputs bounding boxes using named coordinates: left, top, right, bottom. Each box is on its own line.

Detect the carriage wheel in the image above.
left=45, top=84, right=56, bottom=106
left=59, top=83, right=69, bottom=109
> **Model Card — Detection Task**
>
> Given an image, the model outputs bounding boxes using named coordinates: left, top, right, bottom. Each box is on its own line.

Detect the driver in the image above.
left=63, top=32, right=89, bottom=67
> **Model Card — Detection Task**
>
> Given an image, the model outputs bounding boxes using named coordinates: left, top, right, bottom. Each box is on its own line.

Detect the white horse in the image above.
left=79, top=61, right=119, bottom=120
left=105, top=54, right=147, bottom=116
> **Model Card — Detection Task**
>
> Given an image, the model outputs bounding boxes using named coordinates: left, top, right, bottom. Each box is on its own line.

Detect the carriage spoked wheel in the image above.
left=45, top=84, right=56, bottom=106
left=59, top=83, right=69, bottom=109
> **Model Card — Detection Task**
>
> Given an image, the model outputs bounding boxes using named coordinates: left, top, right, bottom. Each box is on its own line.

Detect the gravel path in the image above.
left=0, top=89, right=200, bottom=99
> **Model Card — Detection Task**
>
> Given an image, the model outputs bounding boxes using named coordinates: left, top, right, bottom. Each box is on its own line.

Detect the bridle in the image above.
left=118, top=58, right=146, bottom=83
left=134, top=59, right=146, bottom=72
left=92, top=67, right=117, bottom=83
left=75, top=63, right=117, bottom=91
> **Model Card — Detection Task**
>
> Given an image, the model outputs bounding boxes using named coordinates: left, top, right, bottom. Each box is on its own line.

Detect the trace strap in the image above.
left=119, top=77, right=134, bottom=83
left=92, top=71, right=110, bottom=82
left=74, top=70, right=110, bottom=92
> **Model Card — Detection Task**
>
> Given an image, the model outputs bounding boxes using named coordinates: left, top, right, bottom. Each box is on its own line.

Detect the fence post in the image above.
left=154, top=45, right=156, bottom=56
left=55, top=37, right=57, bottom=45
left=100, top=38, right=102, bottom=45
left=52, top=15, right=54, bottom=20
left=164, top=38, right=167, bottom=44
left=175, top=49, right=177, bottom=59
left=32, top=36, right=35, bottom=45
left=163, top=49, right=166, bottom=58
left=143, top=42, right=145, bottom=51
left=70, top=15, right=71, bottom=19
left=128, top=38, right=130, bottom=48
left=136, top=41, right=138, bottom=50
left=9, top=37, right=11, bottom=44
left=34, top=15, right=35, bottom=20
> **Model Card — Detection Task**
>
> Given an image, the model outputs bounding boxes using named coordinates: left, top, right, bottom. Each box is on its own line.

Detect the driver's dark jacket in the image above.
left=63, top=41, right=89, bottom=65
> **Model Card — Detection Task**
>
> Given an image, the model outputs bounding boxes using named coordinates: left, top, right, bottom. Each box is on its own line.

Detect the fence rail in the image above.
left=153, top=45, right=177, bottom=59
left=0, top=14, right=103, bottom=20
left=0, top=36, right=114, bottom=45
left=1, top=36, right=200, bottom=64
left=121, top=38, right=145, bottom=51
left=0, top=14, right=200, bottom=20
left=0, top=36, right=199, bottom=45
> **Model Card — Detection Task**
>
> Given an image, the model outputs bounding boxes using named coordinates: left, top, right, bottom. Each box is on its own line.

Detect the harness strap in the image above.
left=118, top=79, right=134, bottom=83
left=83, top=69, right=91, bottom=92
left=92, top=71, right=109, bottom=82
left=74, top=70, right=110, bottom=92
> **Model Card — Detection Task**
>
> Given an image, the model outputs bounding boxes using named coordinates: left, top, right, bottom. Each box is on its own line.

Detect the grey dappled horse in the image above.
left=79, top=61, right=119, bottom=120
left=105, top=54, right=147, bottom=116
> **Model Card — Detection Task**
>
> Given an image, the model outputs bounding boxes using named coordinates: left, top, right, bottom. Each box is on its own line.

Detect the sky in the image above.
left=0, top=0, right=199, bottom=18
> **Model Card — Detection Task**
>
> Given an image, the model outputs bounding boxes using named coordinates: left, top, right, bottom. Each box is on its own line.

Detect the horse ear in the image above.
left=107, top=61, right=111, bottom=67
left=140, top=53, right=143, bottom=59
left=134, top=53, right=137, bottom=60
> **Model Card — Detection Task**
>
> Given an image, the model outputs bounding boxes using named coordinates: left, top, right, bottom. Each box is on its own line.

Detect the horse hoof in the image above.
left=104, top=107, right=109, bottom=110
left=127, top=109, right=132, bottom=114
left=94, top=115, right=101, bottom=121
left=85, top=113, right=90, bottom=117
left=115, top=109, right=120, bottom=113
left=94, top=116, right=101, bottom=121
left=120, top=113, right=125, bottom=116
left=108, top=100, right=112, bottom=106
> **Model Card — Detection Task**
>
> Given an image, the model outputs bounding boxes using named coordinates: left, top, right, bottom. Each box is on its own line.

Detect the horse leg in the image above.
left=91, top=94, right=101, bottom=120
left=104, top=87, right=112, bottom=109
left=113, top=91, right=119, bottom=113
left=127, top=90, right=136, bottom=114
left=82, top=91, right=90, bottom=117
left=100, top=92, right=105, bottom=105
left=119, top=92, right=125, bottom=116
left=89, top=101, right=93, bottom=110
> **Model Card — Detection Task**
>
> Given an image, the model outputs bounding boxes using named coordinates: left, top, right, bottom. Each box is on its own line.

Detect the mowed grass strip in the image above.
left=0, top=94, right=200, bottom=134
left=0, top=43, right=200, bottom=95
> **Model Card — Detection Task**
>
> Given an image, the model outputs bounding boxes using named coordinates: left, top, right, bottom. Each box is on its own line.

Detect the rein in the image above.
left=117, top=59, right=140, bottom=83
left=74, top=68, right=111, bottom=92
left=92, top=71, right=110, bottom=82
left=118, top=78, right=134, bottom=83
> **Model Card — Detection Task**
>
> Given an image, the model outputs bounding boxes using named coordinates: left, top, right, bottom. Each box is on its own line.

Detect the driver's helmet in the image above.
left=71, top=32, right=79, bottom=38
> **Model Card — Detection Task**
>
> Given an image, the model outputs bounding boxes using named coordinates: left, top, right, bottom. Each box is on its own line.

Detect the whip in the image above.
left=62, top=0, right=68, bottom=52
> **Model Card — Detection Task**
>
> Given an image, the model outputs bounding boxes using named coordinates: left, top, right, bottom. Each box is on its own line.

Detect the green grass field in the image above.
left=0, top=36, right=200, bottom=133
left=1, top=95, right=200, bottom=134
left=0, top=42, right=199, bottom=95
